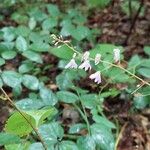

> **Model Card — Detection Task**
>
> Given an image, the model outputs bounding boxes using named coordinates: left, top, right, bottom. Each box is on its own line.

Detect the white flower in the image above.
left=65, top=53, right=78, bottom=69
left=79, top=60, right=91, bottom=71
left=81, top=51, right=90, bottom=62
left=113, top=48, right=120, bottom=63
left=95, top=53, right=101, bottom=65
left=89, top=71, right=101, bottom=84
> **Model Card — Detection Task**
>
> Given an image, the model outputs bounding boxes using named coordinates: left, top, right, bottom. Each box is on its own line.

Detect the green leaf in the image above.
left=91, top=123, right=115, bottom=150
left=80, top=94, right=98, bottom=109
left=128, top=55, right=141, bottom=70
left=133, top=96, right=149, bottom=109
left=57, top=91, right=78, bottom=103
left=58, top=141, right=79, bottom=150
left=0, top=57, right=5, bottom=66
left=16, top=36, right=28, bottom=52
left=1, top=50, right=17, bottom=60
left=49, top=44, right=73, bottom=59
left=30, top=42, right=50, bottom=52
left=47, top=4, right=60, bottom=17
left=22, top=75, right=39, bottom=90
left=77, top=136, right=96, bottom=150
left=5, top=142, right=30, bottom=150
left=2, top=71, right=22, bottom=88
left=18, top=61, right=34, bottom=73
left=39, top=85, right=58, bottom=106
left=87, top=0, right=111, bottom=8
left=69, top=123, right=86, bottom=134
left=138, top=68, right=150, bottom=78
left=71, top=26, right=90, bottom=41
left=15, top=26, right=30, bottom=37
left=22, top=50, right=43, bottom=64
left=0, top=78, right=3, bottom=88
left=28, top=17, right=36, bottom=30
left=0, top=132, right=20, bottom=146
left=29, top=143, right=44, bottom=150
left=1, top=27, right=15, bottom=42
left=5, top=112, right=35, bottom=136
left=25, top=108, right=56, bottom=127
left=93, top=115, right=116, bottom=129
left=39, top=122, right=64, bottom=146
left=42, top=18, right=57, bottom=30
left=16, top=98, right=43, bottom=110
left=56, top=71, right=74, bottom=90
left=144, top=46, right=150, bottom=56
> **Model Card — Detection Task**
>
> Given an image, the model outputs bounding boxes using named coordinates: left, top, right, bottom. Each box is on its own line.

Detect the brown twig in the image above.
left=124, top=0, right=144, bottom=45
left=0, top=87, right=47, bottom=150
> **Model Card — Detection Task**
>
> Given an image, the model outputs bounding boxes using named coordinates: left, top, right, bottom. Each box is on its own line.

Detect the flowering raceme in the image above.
left=65, top=48, right=120, bottom=84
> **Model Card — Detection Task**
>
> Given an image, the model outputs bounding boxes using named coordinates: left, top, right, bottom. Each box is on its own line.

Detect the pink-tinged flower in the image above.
left=79, top=60, right=91, bottom=71
left=81, top=51, right=90, bottom=62
left=65, top=53, right=78, bottom=69
left=95, top=53, right=101, bottom=65
left=113, top=48, right=120, bottom=63
left=89, top=71, right=101, bottom=84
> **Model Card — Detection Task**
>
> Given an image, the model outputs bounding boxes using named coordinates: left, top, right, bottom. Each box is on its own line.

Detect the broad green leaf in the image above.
left=18, top=62, right=34, bottom=73
left=42, top=18, right=57, bottom=30
left=39, top=122, right=64, bottom=146
left=91, top=123, right=115, bottom=150
left=5, top=112, right=35, bottom=136
left=57, top=91, right=78, bottom=103
left=16, top=98, right=44, bottom=110
left=22, top=75, right=39, bottom=90
left=49, top=44, right=73, bottom=59
left=25, top=108, right=56, bottom=127
left=56, top=72, right=74, bottom=90
left=28, top=17, right=36, bottom=30
left=16, top=36, right=27, bottom=52
left=2, top=71, right=22, bottom=88
left=1, top=50, right=17, bottom=60
left=47, top=4, right=60, bottom=17
left=128, top=55, right=141, bottom=70
left=71, top=26, right=90, bottom=41
left=133, top=96, right=149, bottom=109
left=1, top=27, right=15, bottom=42
left=12, top=84, right=22, bottom=97
left=30, top=42, right=50, bottom=52
left=15, top=26, right=30, bottom=37
left=93, top=115, right=116, bottom=129
left=87, top=0, right=111, bottom=8
left=138, top=68, right=150, bottom=78
left=22, top=50, right=43, bottom=64
left=5, top=142, right=30, bottom=150
left=77, top=136, right=96, bottom=150
left=69, top=123, right=86, bottom=134
left=39, top=85, right=58, bottom=106
left=0, top=132, right=20, bottom=146
left=0, top=57, right=5, bottom=66
left=60, top=23, right=75, bottom=37
left=144, top=46, right=150, bottom=56
left=80, top=94, right=98, bottom=109
left=58, top=141, right=78, bottom=150
left=29, top=143, right=44, bottom=150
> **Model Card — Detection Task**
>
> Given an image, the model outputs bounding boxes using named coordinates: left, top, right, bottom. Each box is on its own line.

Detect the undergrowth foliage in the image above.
left=0, top=1, right=150, bottom=150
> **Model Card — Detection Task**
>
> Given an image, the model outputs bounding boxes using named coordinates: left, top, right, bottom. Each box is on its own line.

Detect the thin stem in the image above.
left=73, top=103, right=90, bottom=135
left=55, top=37, right=150, bottom=87
left=0, top=87, right=47, bottom=150
left=77, top=91, right=91, bottom=135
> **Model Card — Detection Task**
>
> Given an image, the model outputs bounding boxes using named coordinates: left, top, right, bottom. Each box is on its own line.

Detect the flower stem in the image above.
left=0, top=87, right=47, bottom=150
